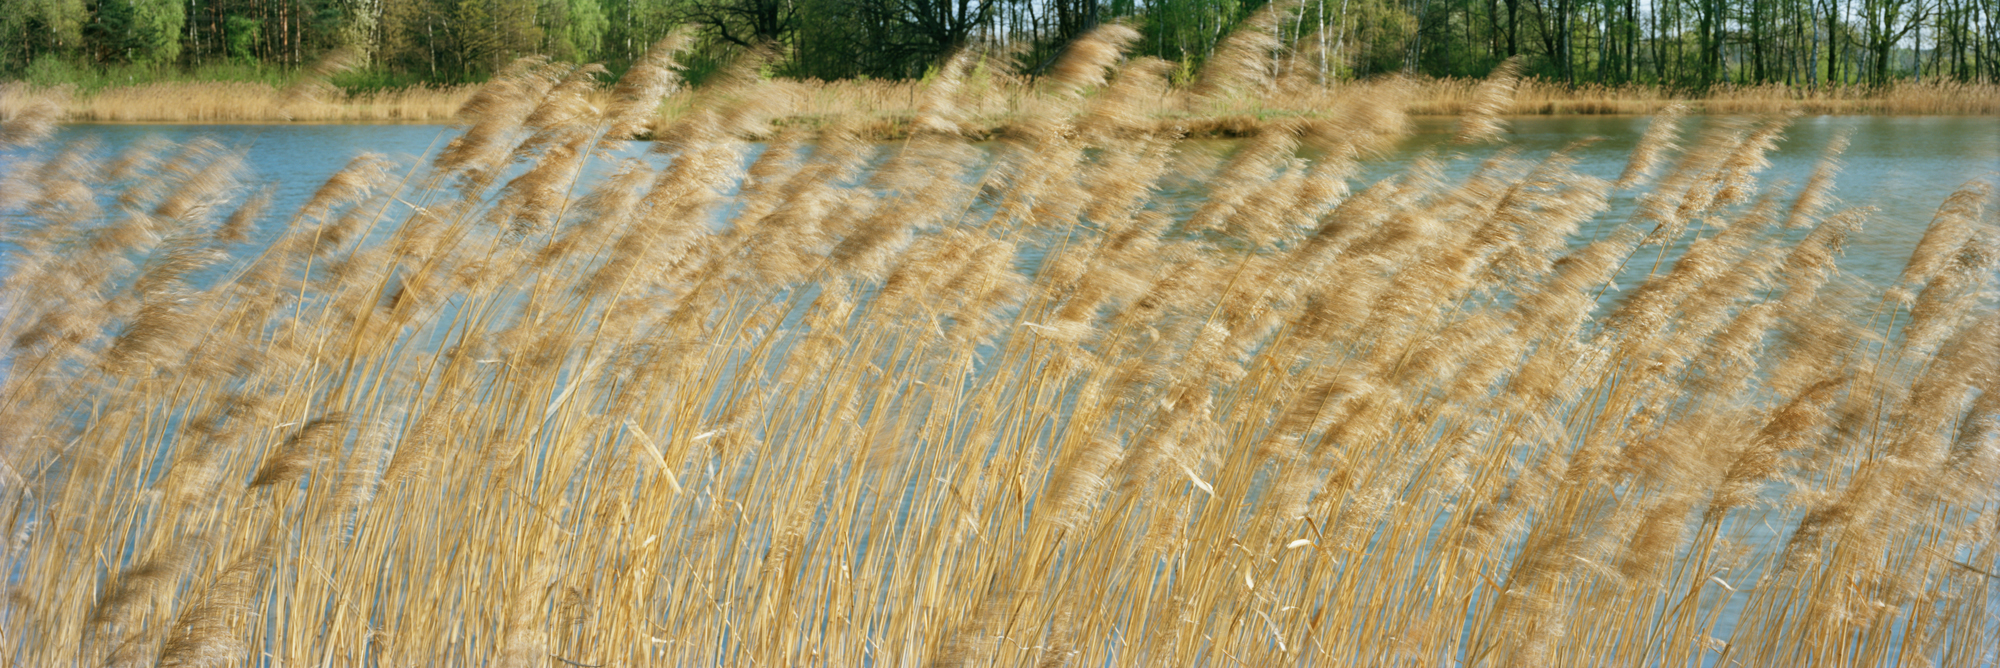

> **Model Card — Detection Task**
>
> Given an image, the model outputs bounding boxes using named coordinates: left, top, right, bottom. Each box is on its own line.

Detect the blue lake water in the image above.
left=18, top=116, right=1997, bottom=290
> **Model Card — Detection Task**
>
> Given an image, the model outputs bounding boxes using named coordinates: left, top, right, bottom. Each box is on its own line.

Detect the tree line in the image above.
left=5, top=0, right=1997, bottom=87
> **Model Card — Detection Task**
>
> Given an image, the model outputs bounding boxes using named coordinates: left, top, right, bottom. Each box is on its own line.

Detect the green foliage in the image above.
left=554, top=0, right=609, bottom=61
left=1134, top=0, right=1256, bottom=71
left=180, top=61, right=301, bottom=85
left=226, top=15, right=262, bottom=63
left=36, top=0, right=90, bottom=45
left=94, top=0, right=185, bottom=65
left=1343, top=0, right=1415, bottom=76
left=11, top=57, right=302, bottom=91
left=3, top=0, right=1996, bottom=85
left=0, top=0, right=84, bottom=71
left=20, top=55, right=100, bottom=87
left=332, top=66, right=441, bottom=91
left=784, top=0, right=869, bottom=79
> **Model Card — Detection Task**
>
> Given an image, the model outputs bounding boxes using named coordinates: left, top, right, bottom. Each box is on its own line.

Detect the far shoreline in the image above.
left=9, top=77, right=1996, bottom=138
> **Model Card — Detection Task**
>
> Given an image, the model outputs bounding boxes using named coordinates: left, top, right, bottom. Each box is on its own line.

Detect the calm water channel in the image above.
left=19, top=116, right=1997, bottom=289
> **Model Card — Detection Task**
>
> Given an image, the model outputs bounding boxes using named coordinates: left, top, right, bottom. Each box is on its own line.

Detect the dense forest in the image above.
left=4, top=0, right=1998, bottom=87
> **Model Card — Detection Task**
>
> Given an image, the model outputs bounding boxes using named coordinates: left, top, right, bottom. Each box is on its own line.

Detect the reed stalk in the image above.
left=2, top=31, right=1997, bottom=668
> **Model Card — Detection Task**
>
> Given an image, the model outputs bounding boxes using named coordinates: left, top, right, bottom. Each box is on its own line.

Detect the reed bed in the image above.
left=687, top=74, right=2000, bottom=137
left=2, top=27, right=1999, bottom=668
left=8, top=80, right=476, bottom=124
left=20, top=68, right=1998, bottom=129
left=69, top=81, right=478, bottom=123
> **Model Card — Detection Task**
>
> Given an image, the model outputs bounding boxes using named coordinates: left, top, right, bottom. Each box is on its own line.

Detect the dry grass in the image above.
left=16, top=68, right=1996, bottom=130
left=752, top=76, right=2000, bottom=138
left=1273, top=77, right=2000, bottom=118
left=8, top=50, right=472, bottom=124
left=49, top=81, right=476, bottom=123
left=3, top=29, right=1999, bottom=668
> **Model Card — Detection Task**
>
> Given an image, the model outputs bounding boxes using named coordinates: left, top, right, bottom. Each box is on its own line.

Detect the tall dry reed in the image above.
left=1, top=27, right=1997, bottom=668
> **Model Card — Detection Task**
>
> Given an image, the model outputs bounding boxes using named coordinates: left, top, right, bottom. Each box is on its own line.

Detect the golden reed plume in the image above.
left=1, top=28, right=1997, bottom=668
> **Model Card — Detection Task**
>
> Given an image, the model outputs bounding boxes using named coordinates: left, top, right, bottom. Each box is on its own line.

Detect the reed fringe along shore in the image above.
left=5, top=68, right=1997, bottom=128
left=2, top=23, right=1999, bottom=667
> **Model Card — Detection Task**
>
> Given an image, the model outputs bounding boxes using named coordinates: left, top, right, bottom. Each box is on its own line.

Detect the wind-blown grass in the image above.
left=2, top=26, right=1998, bottom=667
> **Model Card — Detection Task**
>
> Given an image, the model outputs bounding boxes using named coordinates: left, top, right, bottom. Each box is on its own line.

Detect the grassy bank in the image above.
left=2, top=80, right=476, bottom=123
left=3, top=27, right=1999, bottom=666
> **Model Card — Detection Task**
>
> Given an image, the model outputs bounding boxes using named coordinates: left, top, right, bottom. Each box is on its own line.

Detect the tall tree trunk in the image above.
left=1558, top=0, right=1571, bottom=82
left=1752, top=0, right=1766, bottom=81
left=1825, top=0, right=1839, bottom=86
left=1626, top=0, right=1637, bottom=81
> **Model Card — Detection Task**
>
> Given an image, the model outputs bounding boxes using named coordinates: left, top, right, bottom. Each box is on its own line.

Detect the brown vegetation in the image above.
left=2, top=26, right=1998, bottom=667
left=12, top=81, right=473, bottom=123
left=10, top=66, right=1998, bottom=129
